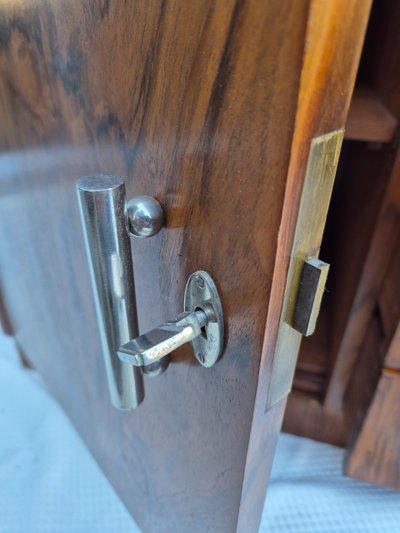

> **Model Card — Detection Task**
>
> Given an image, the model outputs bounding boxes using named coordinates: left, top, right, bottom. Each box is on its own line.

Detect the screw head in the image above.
left=126, top=195, right=164, bottom=238
left=196, top=276, right=205, bottom=289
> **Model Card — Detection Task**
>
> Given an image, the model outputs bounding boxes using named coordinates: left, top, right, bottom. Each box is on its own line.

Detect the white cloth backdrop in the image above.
left=0, top=334, right=399, bottom=532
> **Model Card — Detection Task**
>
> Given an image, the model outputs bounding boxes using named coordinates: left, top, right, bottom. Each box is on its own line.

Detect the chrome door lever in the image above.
left=118, top=310, right=207, bottom=367
left=118, top=271, right=224, bottom=369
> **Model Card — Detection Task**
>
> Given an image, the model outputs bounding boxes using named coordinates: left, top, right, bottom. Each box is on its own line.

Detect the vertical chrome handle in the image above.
left=76, top=174, right=163, bottom=410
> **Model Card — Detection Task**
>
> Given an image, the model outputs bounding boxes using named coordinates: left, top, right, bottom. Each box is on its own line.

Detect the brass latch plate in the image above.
left=266, top=129, right=344, bottom=410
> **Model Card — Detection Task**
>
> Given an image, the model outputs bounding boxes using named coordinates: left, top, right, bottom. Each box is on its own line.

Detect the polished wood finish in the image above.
left=345, top=87, right=397, bottom=143
left=0, top=1, right=310, bottom=531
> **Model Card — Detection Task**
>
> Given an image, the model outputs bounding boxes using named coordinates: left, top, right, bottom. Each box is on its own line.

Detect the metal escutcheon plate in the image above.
left=184, top=271, right=224, bottom=368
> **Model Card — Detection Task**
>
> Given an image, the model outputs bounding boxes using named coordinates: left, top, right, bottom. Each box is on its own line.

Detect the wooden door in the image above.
left=0, top=1, right=370, bottom=531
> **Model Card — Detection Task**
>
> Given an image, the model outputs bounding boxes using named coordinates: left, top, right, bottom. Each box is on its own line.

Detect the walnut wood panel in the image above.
left=237, top=1, right=371, bottom=529
left=345, top=370, right=400, bottom=490
left=0, top=1, right=310, bottom=531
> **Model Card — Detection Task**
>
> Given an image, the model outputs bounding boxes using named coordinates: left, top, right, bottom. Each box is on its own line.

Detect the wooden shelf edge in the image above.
left=345, top=87, right=397, bottom=143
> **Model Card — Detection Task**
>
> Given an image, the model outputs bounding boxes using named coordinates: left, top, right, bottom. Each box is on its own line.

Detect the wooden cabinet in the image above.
left=284, top=0, right=400, bottom=491
left=0, top=1, right=374, bottom=531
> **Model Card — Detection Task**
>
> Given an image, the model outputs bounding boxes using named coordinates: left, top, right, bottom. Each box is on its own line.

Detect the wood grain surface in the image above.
left=0, top=1, right=309, bottom=531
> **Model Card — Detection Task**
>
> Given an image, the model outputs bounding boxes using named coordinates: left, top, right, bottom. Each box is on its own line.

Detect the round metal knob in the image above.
left=126, top=195, right=164, bottom=238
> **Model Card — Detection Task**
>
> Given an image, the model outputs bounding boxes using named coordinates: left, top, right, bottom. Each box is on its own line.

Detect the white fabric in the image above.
left=0, top=335, right=137, bottom=533
left=0, top=334, right=399, bottom=532
left=262, top=434, right=400, bottom=533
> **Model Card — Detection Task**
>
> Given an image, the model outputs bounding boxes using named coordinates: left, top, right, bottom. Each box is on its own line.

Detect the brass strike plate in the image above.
left=266, top=129, right=344, bottom=410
